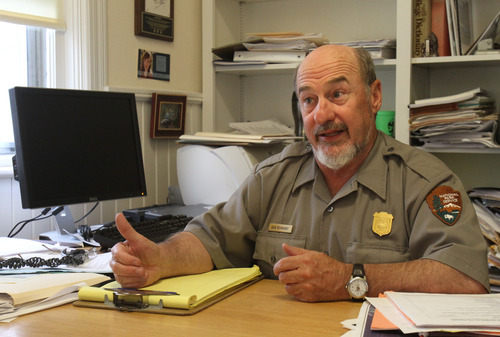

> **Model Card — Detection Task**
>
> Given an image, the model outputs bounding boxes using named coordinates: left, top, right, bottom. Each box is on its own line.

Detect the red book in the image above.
left=432, top=0, right=451, bottom=56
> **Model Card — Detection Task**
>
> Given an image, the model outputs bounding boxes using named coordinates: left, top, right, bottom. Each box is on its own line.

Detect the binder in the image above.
left=74, top=265, right=263, bottom=315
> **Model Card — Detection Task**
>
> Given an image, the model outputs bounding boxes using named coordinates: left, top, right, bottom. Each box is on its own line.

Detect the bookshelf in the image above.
left=201, top=0, right=500, bottom=189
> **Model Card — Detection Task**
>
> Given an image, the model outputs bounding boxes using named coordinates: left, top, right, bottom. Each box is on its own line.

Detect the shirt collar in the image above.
left=292, top=131, right=392, bottom=201
left=356, top=131, right=394, bottom=201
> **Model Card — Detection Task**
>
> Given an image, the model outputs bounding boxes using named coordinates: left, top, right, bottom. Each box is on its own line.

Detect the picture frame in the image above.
left=150, top=93, right=186, bottom=138
left=134, top=0, right=174, bottom=42
left=137, top=49, right=171, bottom=81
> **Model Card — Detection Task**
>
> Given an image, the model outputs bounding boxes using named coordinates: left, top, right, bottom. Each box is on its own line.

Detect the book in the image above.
left=431, top=0, right=451, bottom=56
left=75, top=266, right=263, bottom=315
left=413, top=0, right=433, bottom=57
left=455, top=0, right=473, bottom=55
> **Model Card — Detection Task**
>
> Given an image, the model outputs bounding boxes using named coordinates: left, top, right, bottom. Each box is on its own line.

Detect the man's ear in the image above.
left=370, top=79, right=383, bottom=114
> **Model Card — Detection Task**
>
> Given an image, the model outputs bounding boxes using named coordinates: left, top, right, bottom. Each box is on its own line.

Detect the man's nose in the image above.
left=313, top=98, right=336, bottom=125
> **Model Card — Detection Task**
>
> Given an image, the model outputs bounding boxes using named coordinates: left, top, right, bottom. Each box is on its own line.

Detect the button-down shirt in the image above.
left=185, top=131, right=489, bottom=290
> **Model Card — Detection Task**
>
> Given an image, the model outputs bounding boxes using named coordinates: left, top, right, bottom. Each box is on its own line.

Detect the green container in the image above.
left=376, top=110, right=395, bottom=137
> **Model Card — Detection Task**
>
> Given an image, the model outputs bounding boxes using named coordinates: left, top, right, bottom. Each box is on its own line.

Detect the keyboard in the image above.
left=93, top=214, right=193, bottom=250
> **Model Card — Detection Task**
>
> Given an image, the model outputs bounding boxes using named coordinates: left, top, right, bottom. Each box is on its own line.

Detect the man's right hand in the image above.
left=109, top=213, right=163, bottom=288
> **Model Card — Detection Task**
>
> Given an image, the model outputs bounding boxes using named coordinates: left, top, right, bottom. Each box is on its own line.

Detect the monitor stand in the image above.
left=39, top=205, right=81, bottom=245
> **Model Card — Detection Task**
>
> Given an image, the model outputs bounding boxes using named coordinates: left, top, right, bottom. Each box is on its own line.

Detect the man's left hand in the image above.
left=273, top=243, right=350, bottom=302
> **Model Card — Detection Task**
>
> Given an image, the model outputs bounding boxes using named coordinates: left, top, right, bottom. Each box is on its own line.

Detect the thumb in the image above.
left=115, top=213, right=145, bottom=243
left=282, top=243, right=309, bottom=257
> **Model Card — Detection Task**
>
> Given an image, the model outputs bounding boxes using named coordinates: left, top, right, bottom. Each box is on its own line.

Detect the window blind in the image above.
left=0, top=0, right=65, bottom=30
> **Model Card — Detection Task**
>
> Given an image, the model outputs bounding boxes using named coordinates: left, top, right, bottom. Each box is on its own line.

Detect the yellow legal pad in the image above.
left=75, top=265, right=262, bottom=315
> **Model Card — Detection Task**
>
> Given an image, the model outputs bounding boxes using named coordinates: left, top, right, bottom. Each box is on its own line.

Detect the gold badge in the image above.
left=268, top=223, right=294, bottom=234
left=372, top=212, right=393, bottom=236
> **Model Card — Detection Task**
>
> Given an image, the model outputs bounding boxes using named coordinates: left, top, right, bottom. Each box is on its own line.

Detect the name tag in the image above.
left=268, top=223, right=293, bottom=234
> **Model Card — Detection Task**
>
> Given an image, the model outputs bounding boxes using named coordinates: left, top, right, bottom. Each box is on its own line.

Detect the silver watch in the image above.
left=346, top=264, right=368, bottom=300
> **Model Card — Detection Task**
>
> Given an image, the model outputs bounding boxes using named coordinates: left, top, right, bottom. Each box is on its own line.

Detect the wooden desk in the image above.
left=0, top=279, right=362, bottom=337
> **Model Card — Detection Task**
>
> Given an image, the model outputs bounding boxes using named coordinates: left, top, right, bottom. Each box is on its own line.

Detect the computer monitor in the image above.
left=9, top=87, right=147, bottom=235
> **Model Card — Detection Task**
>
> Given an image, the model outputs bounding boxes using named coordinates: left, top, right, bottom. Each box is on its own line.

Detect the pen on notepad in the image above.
left=104, top=288, right=179, bottom=296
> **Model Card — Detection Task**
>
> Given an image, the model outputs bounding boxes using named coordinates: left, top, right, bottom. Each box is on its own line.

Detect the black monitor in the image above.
left=9, top=87, right=147, bottom=234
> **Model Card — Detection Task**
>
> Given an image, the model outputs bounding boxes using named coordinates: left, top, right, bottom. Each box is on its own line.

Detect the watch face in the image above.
left=348, top=277, right=368, bottom=299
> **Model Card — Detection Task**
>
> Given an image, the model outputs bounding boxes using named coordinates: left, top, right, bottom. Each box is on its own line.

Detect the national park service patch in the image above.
left=425, top=186, right=462, bottom=226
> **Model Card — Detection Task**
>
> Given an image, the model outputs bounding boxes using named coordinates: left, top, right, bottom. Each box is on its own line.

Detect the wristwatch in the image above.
left=346, top=264, right=368, bottom=300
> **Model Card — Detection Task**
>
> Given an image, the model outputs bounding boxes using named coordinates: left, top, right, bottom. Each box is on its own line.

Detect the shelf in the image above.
left=412, top=54, right=500, bottom=68
left=416, top=147, right=500, bottom=154
left=214, top=58, right=396, bottom=75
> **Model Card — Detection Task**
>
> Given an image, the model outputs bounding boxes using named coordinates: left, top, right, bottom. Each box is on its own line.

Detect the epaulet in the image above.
left=254, top=141, right=312, bottom=172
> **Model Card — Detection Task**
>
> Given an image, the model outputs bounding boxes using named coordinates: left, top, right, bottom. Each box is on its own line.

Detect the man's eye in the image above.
left=301, top=97, right=314, bottom=105
left=333, top=91, right=344, bottom=99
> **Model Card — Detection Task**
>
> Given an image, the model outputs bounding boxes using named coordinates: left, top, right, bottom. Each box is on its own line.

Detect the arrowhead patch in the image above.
left=425, top=186, right=462, bottom=226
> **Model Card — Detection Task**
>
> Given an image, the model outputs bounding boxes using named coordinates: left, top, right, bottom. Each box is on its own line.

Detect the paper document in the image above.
left=229, top=118, right=294, bottom=136
left=384, top=292, right=500, bottom=328
left=0, top=272, right=110, bottom=306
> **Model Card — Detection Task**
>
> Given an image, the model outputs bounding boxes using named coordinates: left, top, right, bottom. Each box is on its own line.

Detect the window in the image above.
left=0, top=21, right=54, bottom=153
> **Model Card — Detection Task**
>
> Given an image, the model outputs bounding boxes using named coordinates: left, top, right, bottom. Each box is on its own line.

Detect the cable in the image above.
left=8, top=207, right=61, bottom=238
left=74, top=202, right=99, bottom=223
left=7, top=208, right=51, bottom=238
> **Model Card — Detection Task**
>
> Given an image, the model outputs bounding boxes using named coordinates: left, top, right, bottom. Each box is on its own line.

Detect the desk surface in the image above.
left=0, top=279, right=362, bottom=337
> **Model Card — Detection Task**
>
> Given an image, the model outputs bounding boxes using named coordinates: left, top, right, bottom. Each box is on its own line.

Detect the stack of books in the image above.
left=468, top=188, right=500, bottom=292
left=409, top=87, right=500, bottom=149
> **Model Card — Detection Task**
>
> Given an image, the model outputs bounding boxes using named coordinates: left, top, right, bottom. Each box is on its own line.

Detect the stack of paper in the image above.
left=409, top=88, right=500, bottom=149
left=329, top=39, right=396, bottom=59
left=346, top=292, right=500, bottom=336
left=469, top=188, right=500, bottom=292
left=212, top=32, right=328, bottom=65
left=0, top=272, right=110, bottom=322
left=178, top=119, right=302, bottom=145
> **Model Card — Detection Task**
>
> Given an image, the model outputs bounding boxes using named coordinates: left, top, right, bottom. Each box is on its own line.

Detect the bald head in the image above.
left=295, top=45, right=376, bottom=96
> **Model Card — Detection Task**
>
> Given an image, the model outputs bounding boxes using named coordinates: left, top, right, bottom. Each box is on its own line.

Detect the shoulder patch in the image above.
left=425, top=186, right=462, bottom=226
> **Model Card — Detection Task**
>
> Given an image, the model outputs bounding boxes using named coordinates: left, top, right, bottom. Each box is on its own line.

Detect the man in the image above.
left=111, top=45, right=489, bottom=302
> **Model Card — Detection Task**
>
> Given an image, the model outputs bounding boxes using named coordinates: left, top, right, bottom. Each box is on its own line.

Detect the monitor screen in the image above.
left=9, top=87, right=147, bottom=210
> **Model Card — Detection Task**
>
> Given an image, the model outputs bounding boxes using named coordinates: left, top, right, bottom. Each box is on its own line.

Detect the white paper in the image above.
left=385, top=292, right=500, bottom=329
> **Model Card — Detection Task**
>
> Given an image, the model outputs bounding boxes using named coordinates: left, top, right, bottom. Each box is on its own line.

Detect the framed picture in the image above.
left=137, top=49, right=170, bottom=81
left=135, top=0, right=174, bottom=42
left=150, top=93, right=186, bottom=138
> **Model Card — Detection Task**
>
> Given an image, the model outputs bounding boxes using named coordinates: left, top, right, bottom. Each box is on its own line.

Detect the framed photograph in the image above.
left=135, top=0, right=174, bottom=42
left=137, top=49, right=170, bottom=81
left=150, top=93, right=186, bottom=138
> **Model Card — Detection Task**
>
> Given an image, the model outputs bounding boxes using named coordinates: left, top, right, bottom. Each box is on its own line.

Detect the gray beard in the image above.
left=313, top=126, right=372, bottom=170
left=313, top=142, right=358, bottom=170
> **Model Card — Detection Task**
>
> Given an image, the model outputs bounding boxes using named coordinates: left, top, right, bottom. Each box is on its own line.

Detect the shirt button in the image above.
left=271, top=256, right=276, bottom=263
left=327, top=205, right=334, bottom=213
left=324, top=251, right=329, bottom=256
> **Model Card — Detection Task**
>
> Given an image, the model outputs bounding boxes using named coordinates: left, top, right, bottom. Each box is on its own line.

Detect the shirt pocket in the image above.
left=346, top=241, right=410, bottom=264
left=253, top=231, right=306, bottom=277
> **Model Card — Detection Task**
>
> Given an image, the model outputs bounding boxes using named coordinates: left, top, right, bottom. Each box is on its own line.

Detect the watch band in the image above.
left=346, top=263, right=368, bottom=301
left=352, top=264, right=365, bottom=278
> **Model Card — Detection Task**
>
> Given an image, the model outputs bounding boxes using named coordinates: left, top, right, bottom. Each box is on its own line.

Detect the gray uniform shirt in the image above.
left=185, top=131, right=489, bottom=290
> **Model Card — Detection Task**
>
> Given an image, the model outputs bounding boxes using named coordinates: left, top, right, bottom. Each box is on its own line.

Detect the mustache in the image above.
left=313, top=121, right=348, bottom=136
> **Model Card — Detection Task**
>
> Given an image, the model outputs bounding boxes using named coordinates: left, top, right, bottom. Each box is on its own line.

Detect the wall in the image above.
left=107, top=0, right=202, bottom=93
left=0, top=0, right=203, bottom=238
